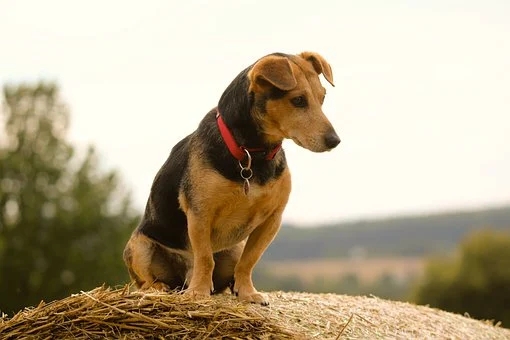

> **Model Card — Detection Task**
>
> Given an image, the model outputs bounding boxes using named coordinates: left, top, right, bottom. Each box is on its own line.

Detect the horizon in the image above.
left=284, top=200, right=510, bottom=228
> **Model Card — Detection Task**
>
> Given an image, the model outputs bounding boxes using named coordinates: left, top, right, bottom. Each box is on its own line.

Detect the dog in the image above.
left=123, top=51, right=340, bottom=305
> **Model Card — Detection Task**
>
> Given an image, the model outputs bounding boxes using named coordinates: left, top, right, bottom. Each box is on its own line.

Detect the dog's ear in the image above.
left=249, top=55, right=297, bottom=91
left=299, top=52, right=334, bottom=87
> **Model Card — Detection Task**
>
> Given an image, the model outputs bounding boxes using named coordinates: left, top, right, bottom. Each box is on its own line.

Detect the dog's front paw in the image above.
left=234, top=283, right=269, bottom=305
left=184, top=286, right=212, bottom=300
left=238, top=291, right=269, bottom=306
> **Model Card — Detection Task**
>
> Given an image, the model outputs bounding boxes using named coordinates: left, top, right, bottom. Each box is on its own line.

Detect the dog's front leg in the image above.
left=185, top=212, right=214, bottom=298
left=233, top=211, right=283, bottom=305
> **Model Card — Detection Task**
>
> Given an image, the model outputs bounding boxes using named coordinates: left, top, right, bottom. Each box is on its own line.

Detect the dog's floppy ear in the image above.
left=249, top=55, right=297, bottom=91
left=299, top=51, right=334, bottom=87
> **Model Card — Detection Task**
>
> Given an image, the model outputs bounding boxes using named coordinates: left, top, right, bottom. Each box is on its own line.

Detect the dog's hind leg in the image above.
left=149, top=244, right=191, bottom=291
left=124, top=233, right=191, bottom=291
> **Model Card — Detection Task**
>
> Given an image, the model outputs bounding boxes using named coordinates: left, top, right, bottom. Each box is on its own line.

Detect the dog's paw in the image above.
left=233, top=279, right=269, bottom=305
left=237, top=291, right=269, bottom=306
left=184, top=287, right=212, bottom=300
left=152, top=282, right=172, bottom=292
left=140, top=281, right=171, bottom=292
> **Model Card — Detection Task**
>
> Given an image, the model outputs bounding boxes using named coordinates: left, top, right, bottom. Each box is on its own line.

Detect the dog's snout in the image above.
left=324, top=131, right=341, bottom=149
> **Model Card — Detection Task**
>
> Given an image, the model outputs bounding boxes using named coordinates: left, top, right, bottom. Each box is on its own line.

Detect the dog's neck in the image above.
left=215, top=110, right=281, bottom=161
left=217, top=68, right=283, bottom=153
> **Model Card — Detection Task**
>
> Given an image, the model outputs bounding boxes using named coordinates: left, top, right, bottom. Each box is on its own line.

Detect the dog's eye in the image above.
left=291, top=96, right=308, bottom=108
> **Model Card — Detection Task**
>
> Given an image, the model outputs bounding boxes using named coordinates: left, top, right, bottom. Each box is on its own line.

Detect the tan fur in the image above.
left=124, top=51, right=338, bottom=305
left=250, top=54, right=336, bottom=151
left=179, top=148, right=291, bottom=302
left=299, top=51, right=335, bottom=86
left=249, top=55, right=297, bottom=90
left=124, top=233, right=192, bottom=290
left=123, top=233, right=163, bottom=289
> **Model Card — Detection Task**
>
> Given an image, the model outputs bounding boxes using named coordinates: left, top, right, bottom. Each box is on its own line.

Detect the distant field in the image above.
left=262, top=256, right=425, bottom=283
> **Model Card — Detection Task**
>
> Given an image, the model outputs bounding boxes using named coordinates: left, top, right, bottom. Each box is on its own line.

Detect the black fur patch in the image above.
left=138, top=136, right=191, bottom=250
left=254, top=87, right=288, bottom=113
left=198, top=110, right=286, bottom=185
left=208, top=64, right=288, bottom=184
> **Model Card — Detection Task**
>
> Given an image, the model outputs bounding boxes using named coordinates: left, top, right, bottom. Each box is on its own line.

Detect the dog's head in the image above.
left=248, top=52, right=340, bottom=152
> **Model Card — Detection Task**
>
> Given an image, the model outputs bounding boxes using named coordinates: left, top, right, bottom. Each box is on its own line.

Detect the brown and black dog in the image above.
left=123, top=51, right=340, bottom=305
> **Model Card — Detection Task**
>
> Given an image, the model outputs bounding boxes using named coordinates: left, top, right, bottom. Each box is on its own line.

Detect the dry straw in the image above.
left=1, top=285, right=509, bottom=339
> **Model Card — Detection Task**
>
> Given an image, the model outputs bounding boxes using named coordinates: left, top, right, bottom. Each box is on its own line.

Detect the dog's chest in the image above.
left=181, top=156, right=291, bottom=252
left=210, top=184, right=276, bottom=251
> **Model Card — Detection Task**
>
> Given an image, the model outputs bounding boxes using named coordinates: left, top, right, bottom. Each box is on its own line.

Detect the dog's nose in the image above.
left=324, top=131, right=341, bottom=149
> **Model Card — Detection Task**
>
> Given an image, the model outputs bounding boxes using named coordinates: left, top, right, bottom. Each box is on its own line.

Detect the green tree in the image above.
left=0, top=83, right=139, bottom=315
left=411, top=229, right=510, bottom=327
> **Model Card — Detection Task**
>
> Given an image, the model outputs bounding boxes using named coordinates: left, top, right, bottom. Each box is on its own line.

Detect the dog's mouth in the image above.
left=291, top=135, right=337, bottom=153
left=291, top=136, right=319, bottom=151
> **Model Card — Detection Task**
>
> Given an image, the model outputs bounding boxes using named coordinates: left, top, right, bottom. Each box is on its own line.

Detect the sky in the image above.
left=1, top=0, right=509, bottom=226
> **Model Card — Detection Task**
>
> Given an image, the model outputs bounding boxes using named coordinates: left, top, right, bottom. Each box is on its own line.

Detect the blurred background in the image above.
left=1, top=0, right=509, bottom=328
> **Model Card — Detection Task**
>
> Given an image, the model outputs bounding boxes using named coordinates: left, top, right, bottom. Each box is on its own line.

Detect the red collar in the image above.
left=216, top=110, right=281, bottom=161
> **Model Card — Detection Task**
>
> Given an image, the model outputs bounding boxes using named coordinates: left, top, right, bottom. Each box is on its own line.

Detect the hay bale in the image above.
left=1, top=286, right=508, bottom=339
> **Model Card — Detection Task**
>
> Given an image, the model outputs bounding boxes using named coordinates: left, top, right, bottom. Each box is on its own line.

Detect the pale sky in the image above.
left=1, top=0, right=509, bottom=226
